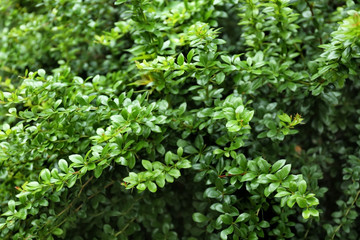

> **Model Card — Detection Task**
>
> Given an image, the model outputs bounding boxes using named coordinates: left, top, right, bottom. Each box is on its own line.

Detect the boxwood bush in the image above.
left=1, top=0, right=360, bottom=239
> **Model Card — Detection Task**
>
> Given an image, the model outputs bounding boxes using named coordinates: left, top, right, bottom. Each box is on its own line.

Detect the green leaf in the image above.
left=248, top=232, right=258, bottom=240
left=168, top=169, right=181, bottom=178
left=165, top=151, right=173, bottom=165
left=3, top=123, right=10, bottom=131
left=165, top=173, right=174, bottom=183
left=235, top=105, right=244, bottom=115
left=51, top=169, right=60, bottom=179
left=221, top=214, right=233, bottom=225
left=15, top=209, right=27, bottom=220
left=137, top=183, right=146, bottom=191
left=296, top=197, right=308, bottom=208
left=298, top=180, right=307, bottom=194
left=194, top=135, right=204, bottom=149
left=39, top=199, right=49, bottom=206
left=40, top=169, right=51, bottom=182
left=275, top=190, right=291, bottom=198
left=38, top=69, right=46, bottom=77
left=257, top=158, right=270, bottom=173
left=142, top=160, right=152, bottom=171
left=221, top=55, right=232, bottom=64
left=259, top=220, right=270, bottom=228
left=94, top=166, right=103, bottom=178
left=177, top=53, right=185, bottom=65
left=309, top=208, right=319, bottom=217
left=151, top=125, right=162, bottom=133
left=278, top=113, right=291, bottom=123
left=242, top=110, right=254, bottom=123
left=192, top=212, right=208, bottom=223
left=302, top=209, right=311, bottom=219
left=177, top=147, right=183, bottom=157
left=264, top=182, right=280, bottom=197
left=267, top=129, right=277, bottom=138
left=289, top=182, right=298, bottom=192
left=178, top=103, right=187, bottom=115
left=156, top=175, right=166, bottom=188
left=52, top=228, right=64, bottom=236
left=204, top=187, right=221, bottom=198
left=306, top=196, right=320, bottom=206
left=226, top=120, right=241, bottom=132
left=235, top=213, right=250, bottom=223
left=115, top=0, right=127, bottom=5
left=2, top=211, right=13, bottom=216
left=26, top=181, right=41, bottom=191
left=76, top=94, right=87, bottom=105
left=216, top=72, right=226, bottom=84
left=220, top=225, right=234, bottom=240
left=128, top=156, right=136, bottom=169
left=228, top=167, right=243, bottom=175
left=87, top=162, right=96, bottom=171
left=8, top=200, right=15, bottom=212
left=156, top=144, right=166, bottom=155
left=214, top=149, right=224, bottom=155
left=177, top=160, right=191, bottom=169
left=266, top=174, right=279, bottom=181
left=146, top=181, right=157, bottom=192
left=287, top=196, right=297, bottom=208
left=184, top=145, right=198, bottom=154
left=187, top=49, right=195, bottom=62
left=275, top=164, right=291, bottom=180
left=67, top=175, right=77, bottom=188
left=240, top=172, right=257, bottom=182
left=54, top=100, right=62, bottom=109
left=69, top=154, right=84, bottom=164
left=111, top=115, right=125, bottom=124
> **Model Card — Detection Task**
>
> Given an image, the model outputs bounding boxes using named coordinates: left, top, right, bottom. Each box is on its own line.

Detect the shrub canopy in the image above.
left=1, top=0, right=360, bottom=239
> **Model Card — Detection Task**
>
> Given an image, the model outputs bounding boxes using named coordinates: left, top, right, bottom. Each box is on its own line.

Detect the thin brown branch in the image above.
left=330, top=189, right=360, bottom=240
left=78, top=176, right=94, bottom=197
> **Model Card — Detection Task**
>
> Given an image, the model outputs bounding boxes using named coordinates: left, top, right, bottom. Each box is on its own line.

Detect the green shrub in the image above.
left=1, top=0, right=360, bottom=239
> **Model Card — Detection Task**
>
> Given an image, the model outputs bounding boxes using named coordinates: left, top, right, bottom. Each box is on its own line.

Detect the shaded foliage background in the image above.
left=1, top=0, right=360, bottom=239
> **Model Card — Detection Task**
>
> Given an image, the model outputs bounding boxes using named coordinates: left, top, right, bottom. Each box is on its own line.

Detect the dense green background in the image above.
left=1, top=0, right=360, bottom=239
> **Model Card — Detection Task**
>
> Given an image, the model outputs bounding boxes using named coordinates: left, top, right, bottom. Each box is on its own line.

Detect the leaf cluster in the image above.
left=1, top=0, right=360, bottom=239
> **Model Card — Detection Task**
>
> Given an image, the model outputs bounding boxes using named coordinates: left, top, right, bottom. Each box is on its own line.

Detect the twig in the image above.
left=330, top=189, right=360, bottom=239
left=304, top=0, right=323, bottom=44
left=78, top=176, right=94, bottom=197
left=114, top=217, right=136, bottom=237
left=218, top=172, right=246, bottom=178
left=304, top=218, right=312, bottom=239
left=87, top=180, right=115, bottom=200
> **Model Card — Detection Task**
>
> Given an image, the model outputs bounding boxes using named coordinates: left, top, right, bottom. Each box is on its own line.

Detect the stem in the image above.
left=87, top=180, right=115, bottom=200
left=56, top=201, right=74, bottom=218
left=330, top=189, right=360, bottom=239
left=304, top=218, right=312, bottom=239
left=114, top=217, right=136, bottom=237
left=184, top=0, right=189, bottom=10
left=77, top=176, right=94, bottom=197
left=304, top=0, right=323, bottom=44
left=45, top=217, right=68, bottom=238
left=218, top=172, right=246, bottom=178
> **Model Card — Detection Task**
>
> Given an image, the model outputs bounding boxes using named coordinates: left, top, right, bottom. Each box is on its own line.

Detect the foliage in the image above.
left=1, top=0, right=360, bottom=239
